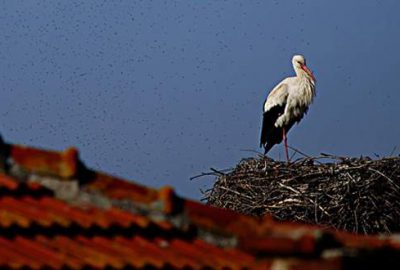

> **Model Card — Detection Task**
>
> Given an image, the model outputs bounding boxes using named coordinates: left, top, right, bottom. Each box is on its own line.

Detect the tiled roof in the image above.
left=0, top=136, right=399, bottom=269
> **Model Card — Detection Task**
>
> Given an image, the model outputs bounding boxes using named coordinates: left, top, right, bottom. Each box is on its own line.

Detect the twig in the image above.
left=368, top=167, right=400, bottom=190
left=218, top=186, right=253, bottom=199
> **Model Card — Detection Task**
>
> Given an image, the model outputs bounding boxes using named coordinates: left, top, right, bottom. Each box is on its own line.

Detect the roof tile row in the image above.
left=0, top=235, right=269, bottom=269
left=0, top=176, right=161, bottom=233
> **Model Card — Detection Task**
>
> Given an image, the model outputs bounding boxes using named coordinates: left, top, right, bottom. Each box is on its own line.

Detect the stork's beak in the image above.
left=301, top=64, right=316, bottom=81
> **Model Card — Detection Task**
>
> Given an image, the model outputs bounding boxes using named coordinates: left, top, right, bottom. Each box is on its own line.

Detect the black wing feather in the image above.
left=260, top=105, right=285, bottom=153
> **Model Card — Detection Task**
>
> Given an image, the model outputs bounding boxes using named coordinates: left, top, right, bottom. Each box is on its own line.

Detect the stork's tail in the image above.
left=262, top=143, right=274, bottom=155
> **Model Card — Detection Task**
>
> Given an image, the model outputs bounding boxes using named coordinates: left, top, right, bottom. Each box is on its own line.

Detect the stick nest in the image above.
left=203, top=154, right=400, bottom=234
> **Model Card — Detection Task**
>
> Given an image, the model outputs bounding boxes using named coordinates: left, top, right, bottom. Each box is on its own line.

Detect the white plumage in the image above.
left=260, top=55, right=316, bottom=161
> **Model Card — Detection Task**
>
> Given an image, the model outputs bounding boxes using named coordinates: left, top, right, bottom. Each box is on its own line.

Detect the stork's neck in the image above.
left=294, top=66, right=315, bottom=84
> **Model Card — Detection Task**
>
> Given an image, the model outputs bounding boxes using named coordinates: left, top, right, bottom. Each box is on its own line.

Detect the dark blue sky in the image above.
left=1, top=1, right=399, bottom=199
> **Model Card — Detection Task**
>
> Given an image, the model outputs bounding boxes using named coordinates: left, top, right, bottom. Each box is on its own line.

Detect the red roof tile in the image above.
left=85, top=172, right=160, bottom=204
left=0, top=139, right=397, bottom=269
left=11, top=145, right=78, bottom=178
left=0, top=174, right=18, bottom=189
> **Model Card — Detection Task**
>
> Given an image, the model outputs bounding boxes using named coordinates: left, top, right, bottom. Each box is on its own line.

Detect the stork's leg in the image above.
left=282, top=128, right=290, bottom=162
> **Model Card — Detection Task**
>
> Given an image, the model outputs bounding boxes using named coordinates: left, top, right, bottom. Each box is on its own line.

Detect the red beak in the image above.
left=301, top=64, right=316, bottom=81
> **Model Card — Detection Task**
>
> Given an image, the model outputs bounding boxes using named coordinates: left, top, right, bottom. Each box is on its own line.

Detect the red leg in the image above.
left=282, top=128, right=290, bottom=162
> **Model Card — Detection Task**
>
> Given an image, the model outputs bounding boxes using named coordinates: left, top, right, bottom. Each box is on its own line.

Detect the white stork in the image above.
left=260, top=55, right=316, bottom=161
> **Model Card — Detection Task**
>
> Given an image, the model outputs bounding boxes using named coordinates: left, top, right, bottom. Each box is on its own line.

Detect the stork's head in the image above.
left=292, top=55, right=306, bottom=68
left=292, top=55, right=315, bottom=81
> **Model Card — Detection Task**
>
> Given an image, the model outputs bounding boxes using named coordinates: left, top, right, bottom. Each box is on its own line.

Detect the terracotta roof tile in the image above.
left=0, top=138, right=398, bottom=269
left=0, top=174, right=18, bottom=189
left=114, top=236, right=167, bottom=268
left=0, top=237, right=40, bottom=268
left=11, top=145, right=78, bottom=178
left=85, top=172, right=159, bottom=203
left=35, top=236, right=84, bottom=269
